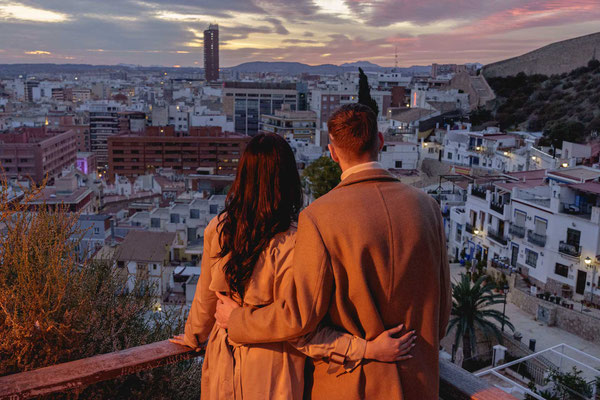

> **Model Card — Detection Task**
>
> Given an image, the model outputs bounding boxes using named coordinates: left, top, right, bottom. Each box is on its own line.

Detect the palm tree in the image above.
left=447, top=274, right=515, bottom=361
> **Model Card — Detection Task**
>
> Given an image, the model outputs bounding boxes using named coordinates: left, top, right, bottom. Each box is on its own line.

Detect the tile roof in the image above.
left=116, top=230, right=176, bottom=263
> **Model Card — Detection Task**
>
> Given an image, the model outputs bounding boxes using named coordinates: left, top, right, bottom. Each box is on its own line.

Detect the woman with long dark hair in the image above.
left=171, top=134, right=415, bottom=399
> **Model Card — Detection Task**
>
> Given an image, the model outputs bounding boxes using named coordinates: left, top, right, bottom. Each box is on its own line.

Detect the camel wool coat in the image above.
left=183, top=217, right=367, bottom=400
left=228, top=168, right=451, bottom=400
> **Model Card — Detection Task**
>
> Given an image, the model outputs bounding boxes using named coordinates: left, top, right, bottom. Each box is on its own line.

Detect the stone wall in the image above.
left=483, top=32, right=600, bottom=78
left=509, top=286, right=600, bottom=343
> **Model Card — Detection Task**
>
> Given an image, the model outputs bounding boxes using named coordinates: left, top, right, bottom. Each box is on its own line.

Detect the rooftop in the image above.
left=116, top=231, right=176, bottom=263
left=547, top=166, right=600, bottom=183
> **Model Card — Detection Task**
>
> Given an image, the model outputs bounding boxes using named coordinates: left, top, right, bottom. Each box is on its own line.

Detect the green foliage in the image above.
left=527, top=367, right=595, bottom=400
left=302, top=156, right=342, bottom=199
left=540, top=121, right=587, bottom=148
left=0, top=178, right=201, bottom=398
left=358, top=67, right=379, bottom=116
left=469, top=107, right=494, bottom=127
left=480, top=60, right=600, bottom=144
left=447, top=274, right=514, bottom=361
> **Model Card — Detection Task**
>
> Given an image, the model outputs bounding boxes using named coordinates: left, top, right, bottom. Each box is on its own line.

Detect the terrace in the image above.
left=0, top=341, right=518, bottom=400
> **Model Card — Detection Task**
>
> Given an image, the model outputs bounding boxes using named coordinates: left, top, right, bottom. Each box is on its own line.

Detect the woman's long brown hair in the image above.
left=217, top=133, right=303, bottom=298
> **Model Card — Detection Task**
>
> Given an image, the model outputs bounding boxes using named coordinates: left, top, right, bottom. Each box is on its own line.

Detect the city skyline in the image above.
left=0, top=1, right=599, bottom=67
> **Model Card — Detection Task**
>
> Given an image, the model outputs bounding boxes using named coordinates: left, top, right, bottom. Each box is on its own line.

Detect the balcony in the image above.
left=527, top=230, right=547, bottom=247
left=508, top=224, right=525, bottom=238
left=465, top=223, right=475, bottom=234
left=0, top=340, right=518, bottom=400
left=487, top=228, right=508, bottom=245
left=471, top=186, right=487, bottom=200
left=558, top=241, right=581, bottom=258
left=489, top=201, right=504, bottom=215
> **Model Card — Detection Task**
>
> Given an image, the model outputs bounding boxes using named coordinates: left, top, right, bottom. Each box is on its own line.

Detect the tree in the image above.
left=0, top=176, right=201, bottom=398
left=447, top=274, right=514, bottom=361
left=358, top=67, right=379, bottom=116
left=526, top=367, right=595, bottom=400
left=302, top=156, right=342, bottom=199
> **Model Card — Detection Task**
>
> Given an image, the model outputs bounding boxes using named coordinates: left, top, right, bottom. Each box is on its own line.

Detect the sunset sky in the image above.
left=0, top=0, right=599, bottom=67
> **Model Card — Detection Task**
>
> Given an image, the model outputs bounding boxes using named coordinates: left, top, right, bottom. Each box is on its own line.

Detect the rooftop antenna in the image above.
left=394, top=46, right=399, bottom=71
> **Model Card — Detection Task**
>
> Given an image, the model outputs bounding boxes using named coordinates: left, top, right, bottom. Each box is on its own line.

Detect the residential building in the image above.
left=0, top=127, right=78, bottom=183
left=87, top=101, right=122, bottom=171
left=260, top=106, right=317, bottom=142
left=222, top=82, right=300, bottom=136
left=115, top=230, right=177, bottom=304
left=379, top=137, right=420, bottom=170
left=107, top=127, right=249, bottom=181
left=75, top=214, right=112, bottom=260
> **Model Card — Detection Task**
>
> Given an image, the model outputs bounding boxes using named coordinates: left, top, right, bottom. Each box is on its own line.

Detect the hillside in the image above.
left=227, top=61, right=430, bottom=75
left=483, top=32, right=600, bottom=78
left=472, top=60, right=600, bottom=146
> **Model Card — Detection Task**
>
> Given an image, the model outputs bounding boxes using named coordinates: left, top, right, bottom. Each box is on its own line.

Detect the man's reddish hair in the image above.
left=327, top=103, right=378, bottom=157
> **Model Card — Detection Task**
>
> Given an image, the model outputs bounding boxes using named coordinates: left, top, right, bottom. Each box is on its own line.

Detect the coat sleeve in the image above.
left=437, top=205, right=452, bottom=340
left=183, top=218, right=219, bottom=348
left=289, top=326, right=367, bottom=373
left=228, top=210, right=333, bottom=344
left=266, top=230, right=366, bottom=371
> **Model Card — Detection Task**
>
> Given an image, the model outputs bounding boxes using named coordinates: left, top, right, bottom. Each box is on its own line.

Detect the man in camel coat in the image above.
left=216, top=103, right=451, bottom=400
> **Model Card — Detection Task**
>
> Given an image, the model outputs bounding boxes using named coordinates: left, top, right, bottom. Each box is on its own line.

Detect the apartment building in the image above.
left=260, top=106, right=317, bottom=142
left=107, top=127, right=249, bottom=181
left=448, top=167, right=600, bottom=304
left=379, top=137, right=420, bottom=170
left=222, top=82, right=301, bottom=136
left=87, top=101, right=122, bottom=171
left=127, top=195, right=225, bottom=264
left=0, top=127, right=78, bottom=183
left=116, top=230, right=177, bottom=302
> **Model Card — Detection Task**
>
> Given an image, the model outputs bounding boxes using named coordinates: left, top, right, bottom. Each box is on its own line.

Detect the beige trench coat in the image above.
left=184, top=217, right=367, bottom=400
left=227, top=169, right=452, bottom=400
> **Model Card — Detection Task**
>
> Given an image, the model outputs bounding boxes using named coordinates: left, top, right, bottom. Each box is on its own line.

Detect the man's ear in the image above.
left=378, top=131, right=385, bottom=152
left=328, top=143, right=341, bottom=164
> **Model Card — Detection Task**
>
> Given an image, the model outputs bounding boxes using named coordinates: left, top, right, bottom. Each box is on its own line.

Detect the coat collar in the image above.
left=334, top=168, right=399, bottom=190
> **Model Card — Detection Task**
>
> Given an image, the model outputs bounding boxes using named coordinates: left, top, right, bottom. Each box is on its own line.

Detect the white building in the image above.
left=379, top=139, right=420, bottom=170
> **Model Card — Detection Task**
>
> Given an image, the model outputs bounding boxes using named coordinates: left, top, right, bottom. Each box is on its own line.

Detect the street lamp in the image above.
left=502, top=283, right=510, bottom=332
left=585, top=256, right=598, bottom=306
left=474, top=229, right=480, bottom=235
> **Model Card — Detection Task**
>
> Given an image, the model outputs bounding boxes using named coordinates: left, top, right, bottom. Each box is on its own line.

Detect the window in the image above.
left=525, top=249, right=538, bottom=268
left=555, top=263, right=569, bottom=278
left=447, top=152, right=452, bottom=160
left=395, top=161, right=402, bottom=168
left=93, top=227, right=100, bottom=234
left=190, top=209, right=200, bottom=219
left=150, top=218, right=161, bottom=228
left=514, top=210, right=526, bottom=227
left=566, top=228, right=581, bottom=246
left=209, top=204, right=218, bottom=214
left=170, top=214, right=180, bottom=223
left=456, top=224, right=462, bottom=242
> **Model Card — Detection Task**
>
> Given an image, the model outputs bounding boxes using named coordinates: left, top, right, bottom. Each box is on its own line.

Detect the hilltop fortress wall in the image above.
left=483, top=32, right=600, bottom=78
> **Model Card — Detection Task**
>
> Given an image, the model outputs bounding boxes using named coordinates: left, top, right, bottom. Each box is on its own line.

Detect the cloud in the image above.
left=263, top=17, right=289, bottom=35
left=24, top=50, right=52, bottom=55
left=0, top=0, right=598, bottom=67
left=0, top=3, right=69, bottom=22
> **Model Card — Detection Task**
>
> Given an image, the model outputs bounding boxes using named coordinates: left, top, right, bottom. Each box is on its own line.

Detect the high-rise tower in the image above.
left=204, top=24, right=219, bottom=82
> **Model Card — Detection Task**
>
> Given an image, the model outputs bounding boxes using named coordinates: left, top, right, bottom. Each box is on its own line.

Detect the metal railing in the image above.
left=471, top=186, right=487, bottom=200
left=488, top=228, right=508, bottom=245
left=509, top=224, right=525, bottom=238
left=527, top=230, right=547, bottom=247
left=0, top=341, right=519, bottom=400
left=465, top=223, right=475, bottom=234
left=490, top=201, right=505, bottom=214
left=559, top=241, right=581, bottom=258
